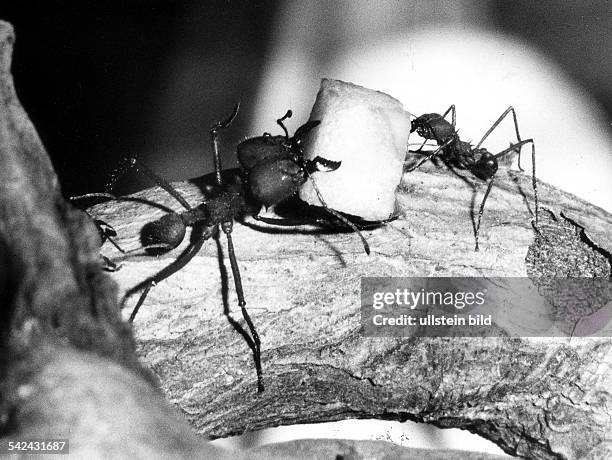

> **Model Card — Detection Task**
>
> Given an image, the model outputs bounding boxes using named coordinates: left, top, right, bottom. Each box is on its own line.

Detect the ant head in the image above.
left=410, top=116, right=424, bottom=133
left=246, top=159, right=306, bottom=207
left=238, top=111, right=327, bottom=207
left=237, top=135, right=287, bottom=170
left=242, top=154, right=340, bottom=208
left=410, top=114, right=438, bottom=139
left=238, top=111, right=321, bottom=171
left=237, top=111, right=320, bottom=170
left=410, top=113, right=439, bottom=130
left=411, top=113, right=456, bottom=144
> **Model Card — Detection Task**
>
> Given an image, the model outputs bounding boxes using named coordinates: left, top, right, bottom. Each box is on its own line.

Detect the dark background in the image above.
left=1, top=1, right=610, bottom=198
left=0, top=1, right=278, bottom=196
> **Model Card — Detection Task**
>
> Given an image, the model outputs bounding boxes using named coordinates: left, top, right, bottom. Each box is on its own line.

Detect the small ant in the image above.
left=408, top=105, right=539, bottom=250
left=108, top=104, right=371, bottom=393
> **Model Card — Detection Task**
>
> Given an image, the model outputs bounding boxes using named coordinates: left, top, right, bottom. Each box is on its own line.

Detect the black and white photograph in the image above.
left=0, top=1, right=611, bottom=459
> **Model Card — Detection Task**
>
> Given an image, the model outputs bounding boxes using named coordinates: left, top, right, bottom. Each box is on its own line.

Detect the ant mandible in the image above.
left=111, top=104, right=370, bottom=393
left=408, top=105, right=539, bottom=251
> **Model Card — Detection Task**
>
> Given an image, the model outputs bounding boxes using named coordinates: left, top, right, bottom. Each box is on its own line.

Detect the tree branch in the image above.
left=2, top=18, right=611, bottom=460
left=90, top=143, right=612, bottom=459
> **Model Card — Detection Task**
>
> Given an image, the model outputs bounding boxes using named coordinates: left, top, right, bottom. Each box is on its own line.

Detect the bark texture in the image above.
left=91, top=164, right=612, bottom=460
left=2, top=19, right=612, bottom=460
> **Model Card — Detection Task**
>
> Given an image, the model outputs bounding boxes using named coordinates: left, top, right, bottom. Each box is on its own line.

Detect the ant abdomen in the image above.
left=140, top=213, right=186, bottom=255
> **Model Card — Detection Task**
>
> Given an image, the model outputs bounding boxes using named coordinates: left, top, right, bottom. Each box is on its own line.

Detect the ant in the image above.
left=408, top=105, right=539, bottom=251
left=107, top=104, right=371, bottom=393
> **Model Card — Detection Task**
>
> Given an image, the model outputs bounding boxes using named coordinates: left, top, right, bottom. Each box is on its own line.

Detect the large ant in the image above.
left=107, top=104, right=371, bottom=393
left=408, top=105, right=539, bottom=250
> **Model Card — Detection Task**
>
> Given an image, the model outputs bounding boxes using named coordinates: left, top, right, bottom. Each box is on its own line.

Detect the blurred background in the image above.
left=1, top=0, right=610, bottom=454
left=1, top=1, right=611, bottom=210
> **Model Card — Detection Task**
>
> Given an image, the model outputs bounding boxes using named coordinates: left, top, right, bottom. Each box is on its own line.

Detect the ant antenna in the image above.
left=123, top=157, right=193, bottom=211
left=211, top=103, right=240, bottom=186
left=212, top=102, right=240, bottom=131
left=277, top=110, right=292, bottom=140
left=305, top=171, right=371, bottom=255
left=119, top=244, right=175, bottom=257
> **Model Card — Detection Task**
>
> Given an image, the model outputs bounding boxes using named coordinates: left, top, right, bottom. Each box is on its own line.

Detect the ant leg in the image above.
left=493, top=139, right=539, bottom=226
left=474, top=178, right=495, bottom=252
left=253, top=214, right=329, bottom=227
left=221, top=221, right=264, bottom=393
left=441, top=104, right=456, bottom=129
left=211, top=103, right=240, bottom=186
left=407, top=145, right=442, bottom=171
left=304, top=173, right=371, bottom=255
left=409, top=138, right=429, bottom=153
left=475, top=106, right=525, bottom=171
left=530, top=141, right=539, bottom=226
left=122, top=230, right=210, bottom=321
left=254, top=213, right=395, bottom=230
left=407, top=137, right=455, bottom=172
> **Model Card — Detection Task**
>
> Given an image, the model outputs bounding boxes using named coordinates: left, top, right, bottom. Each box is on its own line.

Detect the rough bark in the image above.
left=89, top=163, right=612, bottom=460
left=2, top=18, right=612, bottom=460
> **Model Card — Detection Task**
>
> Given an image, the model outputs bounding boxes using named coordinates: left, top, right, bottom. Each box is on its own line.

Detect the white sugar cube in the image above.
left=299, top=79, right=410, bottom=221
